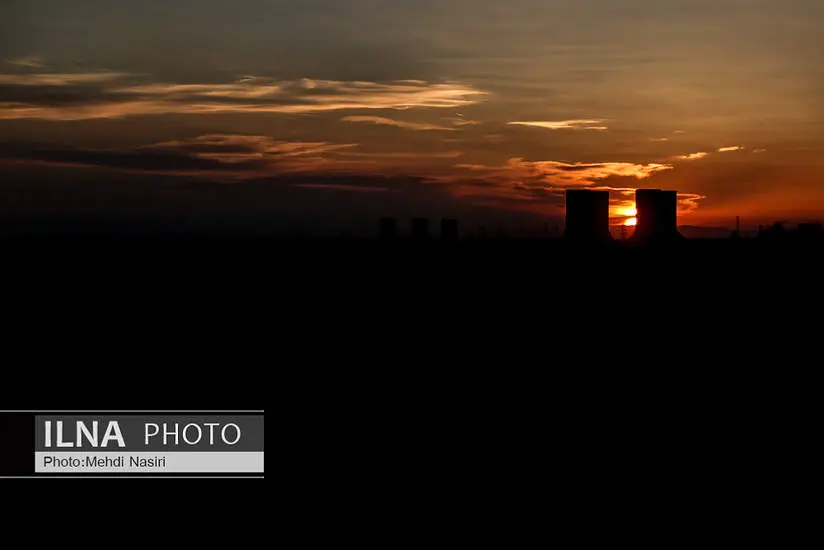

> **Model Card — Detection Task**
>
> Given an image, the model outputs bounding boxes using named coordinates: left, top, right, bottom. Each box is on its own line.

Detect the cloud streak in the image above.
left=342, top=115, right=456, bottom=131
left=0, top=72, right=489, bottom=120
left=507, top=120, right=608, bottom=131
left=674, top=146, right=747, bottom=162
left=0, top=72, right=132, bottom=86
left=677, top=152, right=710, bottom=161
left=5, top=56, right=46, bottom=68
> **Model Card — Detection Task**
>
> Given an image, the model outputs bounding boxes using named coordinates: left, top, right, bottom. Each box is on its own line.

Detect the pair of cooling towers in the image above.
left=565, top=189, right=682, bottom=242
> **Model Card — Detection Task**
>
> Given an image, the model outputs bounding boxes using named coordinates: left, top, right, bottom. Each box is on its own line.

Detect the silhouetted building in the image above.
left=633, top=189, right=683, bottom=242
left=564, top=190, right=611, bottom=242
left=441, top=218, right=459, bottom=242
left=759, top=222, right=787, bottom=240
left=379, top=217, right=398, bottom=241
left=797, top=223, right=823, bottom=239
left=411, top=218, right=430, bottom=241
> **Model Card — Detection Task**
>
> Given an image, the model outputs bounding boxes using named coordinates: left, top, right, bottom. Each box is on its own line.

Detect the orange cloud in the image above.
left=440, top=157, right=676, bottom=214
left=678, top=193, right=707, bottom=214
left=673, top=146, right=746, bottom=161
left=456, top=158, right=672, bottom=187
left=507, top=120, right=608, bottom=131
left=676, top=152, right=710, bottom=161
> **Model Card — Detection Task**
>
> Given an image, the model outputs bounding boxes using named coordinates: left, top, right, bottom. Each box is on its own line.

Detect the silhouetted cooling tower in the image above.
left=411, top=218, right=430, bottom=241
left=441, top=218, right=459, bottom=242
left=379, top=217, right=398, bottom=240
left=564, top=190, right=611, bottom=242
left=633, top=189, right=683, bottom=242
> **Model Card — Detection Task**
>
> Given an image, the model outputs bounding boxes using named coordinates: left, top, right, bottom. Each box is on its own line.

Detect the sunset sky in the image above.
left=2, top=0, right=824, bottom=234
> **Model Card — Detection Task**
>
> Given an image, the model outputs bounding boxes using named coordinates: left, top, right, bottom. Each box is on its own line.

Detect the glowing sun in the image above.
left=618, top=205, right=637, bottom=226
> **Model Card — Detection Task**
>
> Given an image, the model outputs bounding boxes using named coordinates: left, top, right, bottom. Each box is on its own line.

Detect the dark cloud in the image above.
left=555, top=163, right=607, bottom=172
left=3, top=145, right=263, bottom=172
left=0, top=83, right=129, bottom=107
left=0, top=135, right=362, bottom=176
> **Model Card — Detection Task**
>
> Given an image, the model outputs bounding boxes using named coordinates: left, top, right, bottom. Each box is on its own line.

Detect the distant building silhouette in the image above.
left=797, top=222, right=823, bottom=239
left=379, top=217, right=398, bottom=241
left=632, top=189, right=683, bottom=242
left=441, top=218, right=459, bottom=242
left=759, top=222, right=787, bottom=239
left=757, top=221, right=824, bottom=241
left=564, top=190, right=611, bottom=242
left=411, top=218, right=430, bottom=241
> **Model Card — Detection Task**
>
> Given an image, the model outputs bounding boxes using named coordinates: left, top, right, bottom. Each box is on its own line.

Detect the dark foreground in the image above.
left=1, top=234, right=816, bottom=493
left=4, top=234, right=818, bottom=365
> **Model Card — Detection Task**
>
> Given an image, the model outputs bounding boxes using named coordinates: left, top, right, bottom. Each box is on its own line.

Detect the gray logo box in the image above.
left=36, top=415, right=264, bottom=452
